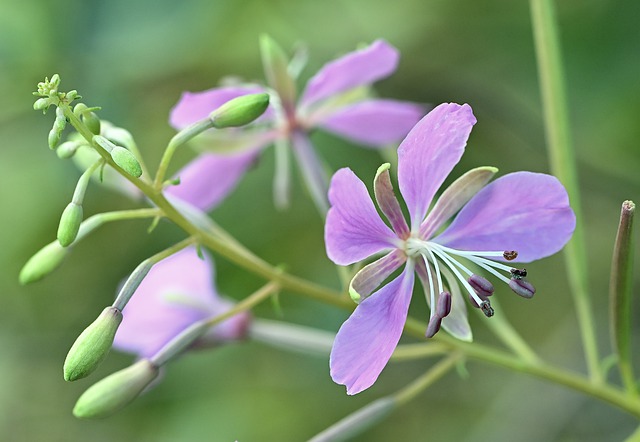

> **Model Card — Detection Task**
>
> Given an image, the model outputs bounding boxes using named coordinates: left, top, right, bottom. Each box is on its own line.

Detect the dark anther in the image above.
left=510, top=268, right=527, bottom=279
left=480, top=300, right=494, bottom=317
left=503, top=250, right=518, bottom=261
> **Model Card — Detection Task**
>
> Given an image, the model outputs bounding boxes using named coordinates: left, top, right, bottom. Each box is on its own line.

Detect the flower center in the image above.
left=405, top=236, right=531, bottom=317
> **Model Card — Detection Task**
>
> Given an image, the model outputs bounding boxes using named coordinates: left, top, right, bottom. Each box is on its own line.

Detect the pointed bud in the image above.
left=56, top=141, right=83, bottom=159
left=33, top=97, right=51, bottom=111
left=57, top=202, right=83, bottom=247
left=63, top=307, right=123, bottom=382
left=508, top=278, right=536, bottom=299
left=73, top=359, right=159, bottom=419
left=48, top=128, right=61, bottom=149
left=82, top=111, right=101, bottom=135
left=209, top=93, right=270, bottom=129
left=110, top=146, right=142, bottom=178
left=19, top=242, right=68, bottom=285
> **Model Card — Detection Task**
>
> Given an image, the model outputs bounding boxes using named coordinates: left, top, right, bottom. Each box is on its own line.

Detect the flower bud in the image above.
left=110, top=146, right=142, bottom=178
left=33, top=97, right=50, bottom=111
left=57, top=202, right=83, bottom=247
left=63, top=307, right=123, bottom=382
left=19, top=242, right=68, bottom=285
left=56, top=141, right=82, bottom=159
left=48, top=128, right=61, bottom=149
left=83, top=112, right=101, bottom=135
left=73, top=359, right=159, bottom=419
left=210, top=93, right=270, bottom=129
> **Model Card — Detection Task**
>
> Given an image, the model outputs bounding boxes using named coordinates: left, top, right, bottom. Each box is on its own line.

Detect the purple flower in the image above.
left=168, top=39, right=425, bottom=211
left=325, top=103, right=576, bottom=395
left=113, top=247, right=250, bottom=359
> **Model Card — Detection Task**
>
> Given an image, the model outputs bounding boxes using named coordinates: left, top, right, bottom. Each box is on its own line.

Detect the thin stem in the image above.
left=112, top=237, right=196, bottom=311
left=393, top=354, right=461, bottom=405
left=72, top=159, right=103, bottom=204
left=154, top=118, right=214, bottom=188
left=404, top=317, right=640, bottom=418
left=150, top=281, right=279, bottom=366
left=529, top=0, right=601, bottom=382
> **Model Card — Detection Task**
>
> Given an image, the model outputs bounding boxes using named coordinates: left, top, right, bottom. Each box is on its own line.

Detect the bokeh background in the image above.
left=2, top=0, right=639, bottom=440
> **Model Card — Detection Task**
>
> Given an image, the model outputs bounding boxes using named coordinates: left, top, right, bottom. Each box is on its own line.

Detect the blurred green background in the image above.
left=2, top=0, right=639, bottom=440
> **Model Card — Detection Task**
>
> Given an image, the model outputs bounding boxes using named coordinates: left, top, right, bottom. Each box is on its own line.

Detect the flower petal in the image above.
left=314, top=99, right=425, bottom=147
left=325, top=168, right=399, bottom=265
left=349, top=249, right=406, bottom=303
left=291, top=130, right=329, bottom=213
left=300, top=40, right=399, bottom=109
left=398, top=103, right=476, bottom=230
left=165, top=149, right=260, bottom=212
left=170, top=86, right=269, bottom=129
left=434, top=172, right=576, bottom=262
left=420, top=166, right=498, bottom=239
left=330, top=264, right=415, bottom=395
left=114, top=248, right=219, bottom=358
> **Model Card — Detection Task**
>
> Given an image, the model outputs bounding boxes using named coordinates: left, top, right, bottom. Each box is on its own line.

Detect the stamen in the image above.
left=421, top=255, right=437, bottom=319
left=425, top=316, right=442, bottom=338
left=503, top=250, right=518, bottom=261
left=508, top=278, right=536, bottom=299
left=510, top=268, right=527, bottom=280
left=428, top=247, right=485, bottom=308
left=436, top=291, right=452, bottom=318
left=480, top=300, right=494, bottom=317
left=468, top=274, right=494, bottom=299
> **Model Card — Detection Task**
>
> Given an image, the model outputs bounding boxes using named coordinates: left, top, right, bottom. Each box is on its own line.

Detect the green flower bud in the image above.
left=57, top=202, right=83, bottom=247
left=111, top=146, right=142, bottom=178
left=33, top=98, right=51, bottom=111
left=64, top=307, right=123, bottom=382
left=83, top=111, right=101, bottom=135
left=210, top=93, right=270, bottom=129
left=48, top=128, right=61, bottom=149
left=73, top=359, right=159, bottom=419
left=19, top=242, right=68, bottom=285
left=56, top=141, right=82, bottom=159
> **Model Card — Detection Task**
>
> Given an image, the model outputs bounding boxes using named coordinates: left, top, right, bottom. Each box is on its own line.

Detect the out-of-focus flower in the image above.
left=324, top=103, right=576, bottom=394
left=168, top=39, right=425, bottom=212
left=113, top=246, right=250, bottom=359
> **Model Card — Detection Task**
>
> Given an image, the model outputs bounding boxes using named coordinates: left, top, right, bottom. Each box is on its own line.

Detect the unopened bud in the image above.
left=75, top=104, right=101, bottom=135
left=210, top=93, right=270, bottom=129
left=56, top=141, right=82, bottom=159
left=33, top=97, right=50, bottom=111
left=111, top=146, right=142, bottom=178
left=57, top=202, right=83, bottom=247
left=73, top=359, right=159, bottom=419
left=19, top=242, right=68, bottom=285
left=64, top=307, right=123, bottom=382
left=48, top=128, right=61, bottom=149
left=508, top=278, right=536, bottom=299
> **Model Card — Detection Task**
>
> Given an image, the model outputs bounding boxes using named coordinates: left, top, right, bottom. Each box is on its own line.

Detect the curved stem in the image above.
left=529, top=0, right=601, bottom=382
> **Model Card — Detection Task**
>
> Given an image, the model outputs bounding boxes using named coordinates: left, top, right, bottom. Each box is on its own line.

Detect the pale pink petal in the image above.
left=433, top=172, right=576, bottom=262
left=325, top=168, right=399, bottom=265
left=330, top=265, right=415, bottom=395
left=300, top=40, right=399, bottom=109
left=316, top=99, right=425, bottom=147
left=398, top=103, right=476, bottom=230
left=165, top=149, right=261, bottom=212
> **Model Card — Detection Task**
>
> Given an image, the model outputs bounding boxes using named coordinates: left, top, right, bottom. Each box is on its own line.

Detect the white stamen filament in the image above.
left=406, top=236, right=519, bottom=309
left=421, top=255, right=437, bottom=319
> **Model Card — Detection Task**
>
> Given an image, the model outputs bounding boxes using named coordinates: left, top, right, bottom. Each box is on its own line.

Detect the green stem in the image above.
left=393, top=354, right=461, bottom=405
left=529, top=0, right=601, bottom=382
left=150, top=281, right=279, bottom=367
left=72, top=159, right=103, bottom=204
left=154, top=118, right=214, bottom=188
left=404, top=318, right=640, bottom=418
